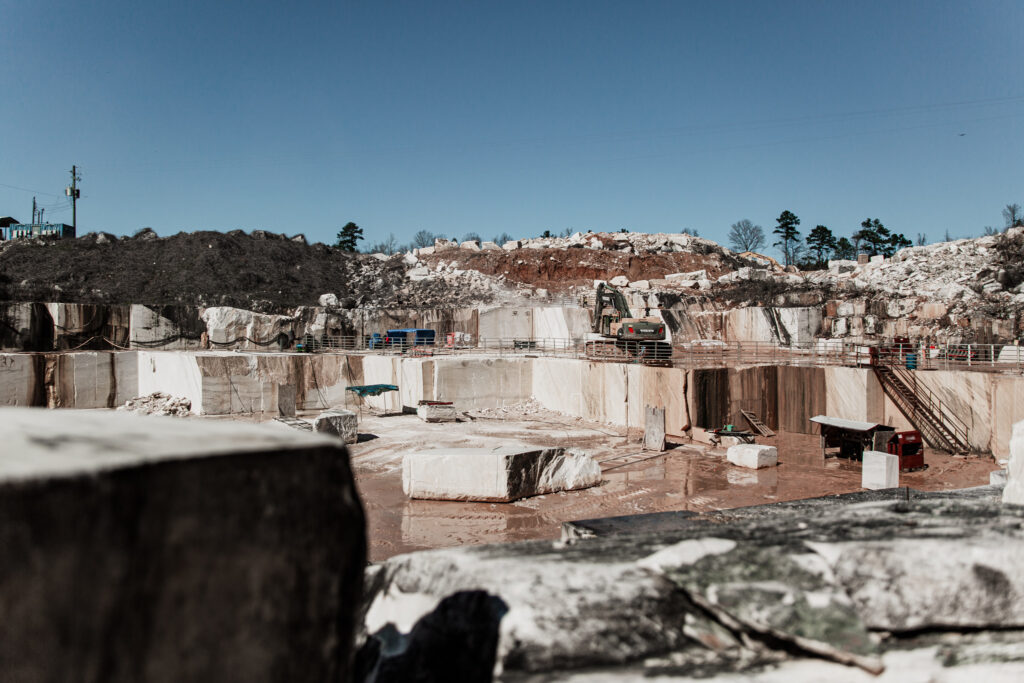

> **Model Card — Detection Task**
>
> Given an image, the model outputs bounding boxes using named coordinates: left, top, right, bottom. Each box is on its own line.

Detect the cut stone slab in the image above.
left=402, top=445, right=601, bottom=502
left=727, top=444, right=778, bottom=469
left=0, top=407, right=366, bottom=682
left=1003, top=419, right=1024, bottom=505
left=609, top=275, right=629, bottom=287
left=314, top=408, right=358, bottom=444
left=416, top=402, right=459, bottom=423
left=862, top=450, right=899, bottom=490
left=643, top=405, right=666, bottom=451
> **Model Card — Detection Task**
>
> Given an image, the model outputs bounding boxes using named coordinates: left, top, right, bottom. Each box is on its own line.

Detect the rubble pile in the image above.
left=117, top=392, right=192, bottom=417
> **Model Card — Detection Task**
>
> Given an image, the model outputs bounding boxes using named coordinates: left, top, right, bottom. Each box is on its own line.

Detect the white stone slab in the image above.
left=402, top=446, right=601, bottom=502
left=862, top=450, right=899, bottom=490
left=416, top=403, right=458, bottom=423
left=1003, top=419, right=1024, bottom=504
left=726, top=444, right=778, bottom=469
left=313, top=409, right=358, bottom=444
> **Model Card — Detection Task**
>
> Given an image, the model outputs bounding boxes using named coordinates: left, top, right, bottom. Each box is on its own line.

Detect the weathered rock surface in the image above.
left=0, top=408, right=366, bottom=683
left=401, top=445, right=601, bottom=502
left=360, top=486, right=1024, bottom=679
left=314, top=408, right=359, bottom=443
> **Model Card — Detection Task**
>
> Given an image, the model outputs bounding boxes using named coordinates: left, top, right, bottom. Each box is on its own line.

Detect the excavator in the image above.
left=584, top=283, right=672, bottom=365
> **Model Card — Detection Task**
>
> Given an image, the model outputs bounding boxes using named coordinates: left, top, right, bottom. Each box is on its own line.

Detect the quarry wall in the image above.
left=2, top=349, right=1022, bottom=457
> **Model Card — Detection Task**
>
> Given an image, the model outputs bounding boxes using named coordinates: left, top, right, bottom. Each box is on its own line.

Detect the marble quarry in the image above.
left=0, top=408, right=365, bottom=682
left=2, top=350, right=1023, bottom=457
left=401, top=445, right=602, bottom=502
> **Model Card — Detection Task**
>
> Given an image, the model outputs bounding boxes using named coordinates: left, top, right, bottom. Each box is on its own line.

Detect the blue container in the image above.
left=905, top=353, right=918, bottom=370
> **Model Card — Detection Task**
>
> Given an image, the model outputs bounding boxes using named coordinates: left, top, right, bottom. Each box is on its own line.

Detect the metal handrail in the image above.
left=886, top=362, right=970, bottom=450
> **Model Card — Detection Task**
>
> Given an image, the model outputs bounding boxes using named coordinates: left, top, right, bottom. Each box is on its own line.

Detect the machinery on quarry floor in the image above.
left=585, top=283, right=671, bottom=365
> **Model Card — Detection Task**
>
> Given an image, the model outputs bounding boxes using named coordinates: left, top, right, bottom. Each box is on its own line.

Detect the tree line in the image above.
left=728, top=202, right=1024, bottom=269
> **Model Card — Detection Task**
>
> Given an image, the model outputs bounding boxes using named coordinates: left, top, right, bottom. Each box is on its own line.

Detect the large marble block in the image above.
left=314, top=408, right=359, bottom=443
left=402, top=446, right=601, bottom=502
left=863, top=450, right=900, bottom=490
left=1003, top=419, right=1024, bottom=505
left=0, top=408, right=366, bottom=683
left=726, top=444, right=778, bottom=469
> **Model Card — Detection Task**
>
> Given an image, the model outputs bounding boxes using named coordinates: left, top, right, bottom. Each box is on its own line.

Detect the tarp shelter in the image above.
left=344, top=384, right=400, bottom=416
left=809, top=415, right=895, bottom=461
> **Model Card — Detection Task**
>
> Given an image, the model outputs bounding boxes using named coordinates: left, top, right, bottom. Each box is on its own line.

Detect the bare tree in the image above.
left=916, top=233, right=927, bottom=246
left=366, top=232, right=399, bottom=254
left=410, top=230, right=436, bottom=249
left=1004, top=203, right=1023, bottom=230
left=983, top=226, right=999, bottom=236
left=727, top=219, right=765, bottom=252
left=461, top=232, right=482, bottom=243
left=492, top=232, right=513, bottom=246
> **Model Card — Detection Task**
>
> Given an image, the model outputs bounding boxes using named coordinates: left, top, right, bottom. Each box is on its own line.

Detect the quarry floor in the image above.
left=324, top=403, right=1001, bottom=562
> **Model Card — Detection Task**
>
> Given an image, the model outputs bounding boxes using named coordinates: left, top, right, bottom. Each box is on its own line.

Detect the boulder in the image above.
left=0, top=408, right=366, bottom=683
left=862, top=450, right=899, bottom=490
left=502, top=240, right=521, bottom=251
left=629, top=280, right=650, bottom=291
left=609, top=275, right=629, bottom=287
left=460, top=240, right=481, bottom=251
left=318, top=293, right=340, bottom=308
left=726, top=444, right=778, bottom=469
left=480, top=241, right=500, bottom=250
left=402, top=446, right=601, bottom=502
left=314, top=408, right=358, bottom=444
left=416, top=403, right=459, bottom=423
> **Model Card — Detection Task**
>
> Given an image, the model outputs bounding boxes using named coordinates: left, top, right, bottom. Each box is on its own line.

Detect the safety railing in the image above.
left=113, top=331, right=1023, bottom=375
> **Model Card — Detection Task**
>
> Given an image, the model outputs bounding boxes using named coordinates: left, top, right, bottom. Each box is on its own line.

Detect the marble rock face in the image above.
left=726, top=444, right=778, bottom=469
left=401, top=445, right=601, bottom=502
left=313, top=408, right=358, bottom=443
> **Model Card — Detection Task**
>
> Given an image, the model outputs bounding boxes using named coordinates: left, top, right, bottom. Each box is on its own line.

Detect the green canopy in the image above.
left=345, top=384, right=399, bottom=397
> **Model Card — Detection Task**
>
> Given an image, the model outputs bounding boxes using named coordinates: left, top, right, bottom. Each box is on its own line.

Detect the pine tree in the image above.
left=772, top=210, right=802, bottom=266
left=336, top=222, right=364, bottom=252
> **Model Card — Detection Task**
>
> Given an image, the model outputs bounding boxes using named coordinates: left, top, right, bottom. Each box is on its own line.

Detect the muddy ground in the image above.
left=341, top=404, right=999, bottom=562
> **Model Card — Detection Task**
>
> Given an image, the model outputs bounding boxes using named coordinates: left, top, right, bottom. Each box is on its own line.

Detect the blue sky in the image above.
left=1, top=1, right=1022, bottom=254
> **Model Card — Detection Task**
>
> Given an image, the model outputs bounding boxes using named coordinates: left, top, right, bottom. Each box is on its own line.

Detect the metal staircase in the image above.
left=873, top=363, right=970, bottom=454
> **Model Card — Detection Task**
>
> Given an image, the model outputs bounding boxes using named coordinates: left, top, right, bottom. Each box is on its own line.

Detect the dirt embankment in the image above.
left=420, top=247, right=738, bottom=293
left=0, top=230, right=497, bottom=312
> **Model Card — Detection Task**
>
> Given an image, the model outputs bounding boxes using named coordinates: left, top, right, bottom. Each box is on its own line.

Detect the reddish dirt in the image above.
left=419, top=248, right=737, bottom=293
left=347, top=413, right=999, bottom=562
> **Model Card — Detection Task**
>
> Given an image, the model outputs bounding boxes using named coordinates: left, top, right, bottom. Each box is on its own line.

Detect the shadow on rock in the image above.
left=355, top=590, right=508, bottom=683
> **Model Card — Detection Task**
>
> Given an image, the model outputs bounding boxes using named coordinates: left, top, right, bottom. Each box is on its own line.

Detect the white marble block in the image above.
left=726, top=444, right=778, bottom=469
left=862, top=450, right=899, bottom=490
left=402, top=446, right=601, bottom=502
left=417, top=403, right=459, bottom=423
left=1003, top=420, right=1024, bottom=505
left=313, top=409, right=358, bottom=444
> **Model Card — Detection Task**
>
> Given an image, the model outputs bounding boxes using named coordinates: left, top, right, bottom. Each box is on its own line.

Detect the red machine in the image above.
left=882, top=430, right=926, bottom=472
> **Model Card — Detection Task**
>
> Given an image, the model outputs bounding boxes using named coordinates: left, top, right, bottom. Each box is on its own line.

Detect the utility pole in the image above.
left=66, top=165, right=81, bottom=233
left=32, top=197, right=37, bottom=224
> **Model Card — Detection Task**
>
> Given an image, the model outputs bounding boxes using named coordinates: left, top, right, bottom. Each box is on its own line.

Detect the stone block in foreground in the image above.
left=314, top=408, right=359, bottom=443
left=726, top=444, right=778, bottom=469
left=0, top=408, right=366, bottom=683
left=1003, top=419, right=1024, bottom=504
left=862, top=449, right=899, bottom=490
left=402, top=446, right=601, bottom=502
left=416, top=402, right=458, bottom=423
